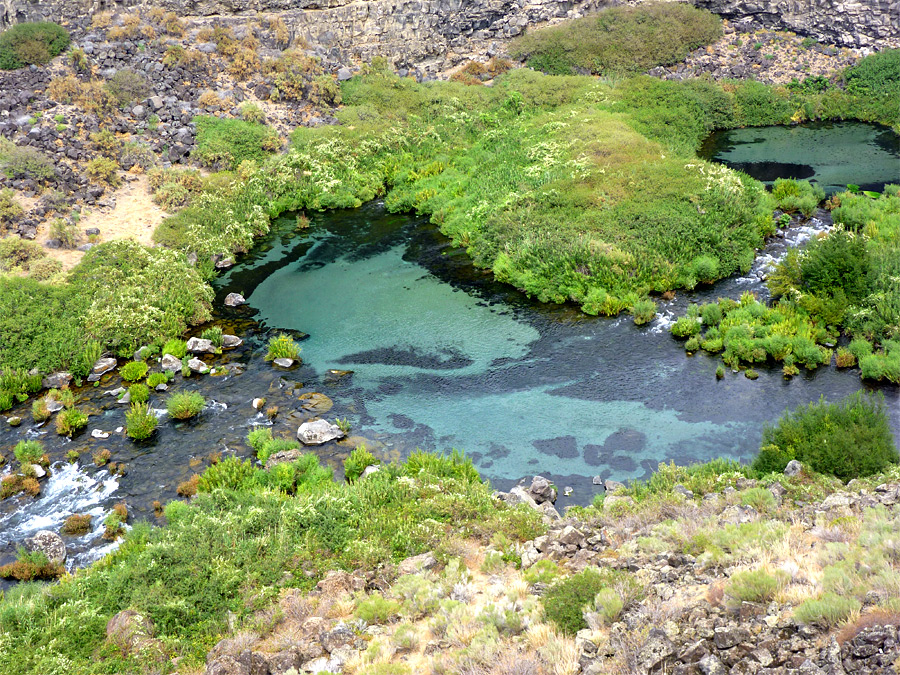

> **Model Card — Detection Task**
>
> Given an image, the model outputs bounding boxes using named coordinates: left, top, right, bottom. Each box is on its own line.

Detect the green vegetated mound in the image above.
left=672, top=183, right=900, bottom=383
left=508, top=3, right=723, bottom=76
left=0, top=22, right=70, bottom=70
left=0, top=451, right=542, bottom=673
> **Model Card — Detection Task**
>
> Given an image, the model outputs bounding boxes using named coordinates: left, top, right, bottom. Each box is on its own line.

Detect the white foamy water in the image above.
left=0, top=463, right=119, bottom=563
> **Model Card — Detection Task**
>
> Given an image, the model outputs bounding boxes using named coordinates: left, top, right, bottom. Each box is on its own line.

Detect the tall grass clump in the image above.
left=126, top=401, right=158, bottom=440
left=753, top=392, right=898, bottom=479
left=166, top=391, right=205, bottom=419
left=264, top=333, right=300, bottom=361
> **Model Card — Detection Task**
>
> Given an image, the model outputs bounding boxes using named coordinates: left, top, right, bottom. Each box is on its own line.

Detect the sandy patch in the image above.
left=38, top=174, right=165, bottom=271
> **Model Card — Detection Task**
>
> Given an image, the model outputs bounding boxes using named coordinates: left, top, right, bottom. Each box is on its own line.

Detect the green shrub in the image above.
left=128, top=383, right=149, bottom=404
left=0, top=22, right=70, bottom=69
left=404, top=449, right=481, bottom=483
left=264, top=334, right=300, bottom=361
left=146, top=372, right=169, bottom=387
left=799, top=230, right=871, bottom=305
left=543, top=567, right=642, bottom=634
left=166, top=391, right=205, bottom=419
left=104, top=68, right=150, bottom=106
left=55, top=407, right=87, bottom=436
left=85, top=156, right=121, bottom=187
left=631, top=298, right=656, bottom=325
left=0, top=187, right=24, bottom=227
left=0, top=138, right=55, bottom=182
left=771, top=179, right=824, bottom=217
left=794, top=592, right=861, bottom=626
left=126, top=401, right=158, bottom=440
left=725, top=569, right=786, bottom=606
left=523, top=559, right=561, bottom=585
left=197, top=456, right=257, bottom=492
left=201, top=326, right=223, bottom=348
left=753, top=392, right=898, bottom=479
left=120, top=360, right=148, bottom=382
left=0, top=548, right=63, bottom=581
left=671, top=317, right=701, bottom=339
left=845, top=48, right=900, bottom=96
left=162, top=339, right=187, bottom=359
left=510, top=4, right=721, bottom=76
left=193, top=116, right=281, bottom=170
left=344, top=445, right=380, bottom=482
left=357, top=593, right=401, bottom=624
left=741, top=486, right=776, bottom=512
left=14, top=440, right=44, bottom=465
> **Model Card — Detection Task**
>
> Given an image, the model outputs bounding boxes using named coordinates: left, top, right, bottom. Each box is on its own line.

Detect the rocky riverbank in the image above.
left=195, top=467, right=900, bottom=675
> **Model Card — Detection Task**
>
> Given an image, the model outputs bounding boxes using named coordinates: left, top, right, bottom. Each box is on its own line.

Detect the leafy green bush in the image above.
left=166, top=391, right=205, bottom=419
left=0, top=22, right=70, bottom=69
left=771, top=179, right=824, bottom=217
left=128, top=383, right=149, bottom=404
left=197, top=456, right=256, bottom=492
left=344, top=445, right=380, bottom=482
left=119, top=361, right=148, bottom=382
left=510, top=4, right=721, bottom=75
left=162, top=339, right=187, bottom=359
left=126, top=401, right=158, bottom=440
left=671, top=317, right=701, bottom=338
left=523, top=559, right=561, bottom=585
left=146, top=372, right=169, bottom=387
left=631, top=298, right=656, bottom=325
left=845, top=48, right=900, bottom=96
left=543, top=567, right=642, bottom=634
left=55, top=407, right=88, bottom=437
left=193, top=116, right=281, bottom=170
left=14, top=440, right=44, bottom=465
left=264, top=333, right=300, bottom=361
left=753, top=392, right=898, bottom=479
left=799, top=230, right=871, bottom=305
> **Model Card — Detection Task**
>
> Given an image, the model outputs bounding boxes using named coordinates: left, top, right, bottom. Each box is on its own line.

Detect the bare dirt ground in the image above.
left=38, top=174, right=164, bottom=270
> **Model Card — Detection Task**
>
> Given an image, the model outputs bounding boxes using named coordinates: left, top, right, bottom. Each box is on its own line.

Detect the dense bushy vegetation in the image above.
left=0, top=452, right=541, bottom=673
left=193, top=116, right=281, bottom=170
left=675, top=184, right=900, bottom=382
left=754, top=392, right=898, bottom=479
left=509, top=3, right=722, bottom=76
left=0, top=22, right=70, bottom=70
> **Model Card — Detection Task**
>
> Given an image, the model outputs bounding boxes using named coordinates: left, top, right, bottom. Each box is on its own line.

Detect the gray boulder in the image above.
left=161, top=354, right=182, bottom=371
left=784, top=459, right=803, bottom=476
left=187, top=357, right=209, bottom=373
left=88, top=357, right=117, bottom=382
left=273, top=357, right=295, bottom=368
left=42, top=372, right=72, bottom=389
left=297, top=419, right=345, bottom=445
left=25, top=530, right=66, bottom=564
left=222, top=334, right=242, bottom=348
left=186, top=337, right=216, bottom=354
left=528, top=475, right=557, bottom=504
left=224, top=292, right=245, bottom=307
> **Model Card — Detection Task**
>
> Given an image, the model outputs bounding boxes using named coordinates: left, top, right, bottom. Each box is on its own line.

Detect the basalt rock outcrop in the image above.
left=2, top=0, right=896, bottom=77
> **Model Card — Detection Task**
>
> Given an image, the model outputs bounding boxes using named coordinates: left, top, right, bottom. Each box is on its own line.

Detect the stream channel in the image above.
left=1, top=121, right=899, bottom=577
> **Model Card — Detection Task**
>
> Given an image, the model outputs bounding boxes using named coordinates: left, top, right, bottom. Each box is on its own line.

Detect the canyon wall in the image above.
left=2, top=0, right=898, bottom=75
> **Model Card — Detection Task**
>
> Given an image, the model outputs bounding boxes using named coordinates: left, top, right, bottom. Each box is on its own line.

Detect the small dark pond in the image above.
left=700, top=121, right=900, bottom=193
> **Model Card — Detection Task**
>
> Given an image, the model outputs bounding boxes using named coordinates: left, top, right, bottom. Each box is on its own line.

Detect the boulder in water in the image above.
left=42, top=372, right=72, bottom=389
left=273, top=357, right=295, bottom=368
left=186, top=337, right=216, bottom=354
left=25, top=530, right=66, bottom=564
left=187, top=358, right=209, bottom=373
left=224, top=292, right=245, bottom=307
left=161, top=354, right=182, bottom=371
left=297, top=419, right=345, bottom=445
left=222, top=334, right=242, bottom=348
left=88, top=357, right=117, bottom=382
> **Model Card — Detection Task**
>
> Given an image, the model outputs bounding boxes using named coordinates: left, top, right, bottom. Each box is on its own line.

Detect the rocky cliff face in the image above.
left=1, top=0, right=897, bottom=74
left=693, top=0, right=900, bottom=48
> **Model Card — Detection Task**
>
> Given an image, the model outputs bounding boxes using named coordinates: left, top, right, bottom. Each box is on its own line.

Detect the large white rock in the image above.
left=297, top=419, right=346, bottom=445
left=186, top=337, right=215, bottom=354
left=160, top=354, right=182, bottom=371
left=25, top=530, right=66, bottom=564
left=223, top=292, right=245, bottom=307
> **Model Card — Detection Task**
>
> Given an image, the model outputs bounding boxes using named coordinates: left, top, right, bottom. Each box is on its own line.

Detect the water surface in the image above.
left=700, top=122, right=900, bottom=193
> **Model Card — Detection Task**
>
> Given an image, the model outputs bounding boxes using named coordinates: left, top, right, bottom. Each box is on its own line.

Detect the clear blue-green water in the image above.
left=217, top=202, right=899, bottom=499
left=700, top=121, right=900, bottom=193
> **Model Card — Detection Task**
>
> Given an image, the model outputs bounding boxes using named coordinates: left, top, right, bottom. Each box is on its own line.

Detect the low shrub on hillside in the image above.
left=510, top=4, right=721, bottom=76
left=0, top=138, right=55, bottom=182
left=344, top=445, right=380, bottom=482
left=543, top=567, right=642, bottom=634
left=753, top=392, right=898, bottom=479
left=0, top=22, right=70, bottom=69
